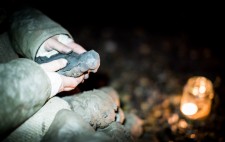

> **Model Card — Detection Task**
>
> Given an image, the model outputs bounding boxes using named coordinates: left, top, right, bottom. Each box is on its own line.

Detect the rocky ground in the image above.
left=74, top=27, right=225, bottom=142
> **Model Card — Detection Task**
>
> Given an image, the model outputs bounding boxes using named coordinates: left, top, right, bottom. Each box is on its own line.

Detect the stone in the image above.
left=97, top=121, right=133, bottom=142
left=99, top=86, right=120, bottom=107
left=124, top=112, right=144, bottom=138
left=99, top=87, right=125, bottom=123
left=35, top=50, right=100, bottom=77
left=63, top=89, right=117, bottom=129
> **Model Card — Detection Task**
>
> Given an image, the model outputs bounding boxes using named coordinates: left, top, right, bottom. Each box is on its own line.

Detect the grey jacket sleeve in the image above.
left=0, top=58, right=51, bottom=139
left=9, top=8, right=72, bottom=60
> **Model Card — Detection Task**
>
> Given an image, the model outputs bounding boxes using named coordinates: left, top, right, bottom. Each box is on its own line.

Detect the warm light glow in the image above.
left=181, top=103, right=198, bottom=116
left=192, top=85, right=206, bottom=96
left=192, top=87, right=199, bottom=96
left=180, top=76, right=214, bottom=120
left=190, top=133, right=196, bottom=139
left=199, top=85, right=206, bottom=94
left=178, top=119, right=188, bottom=129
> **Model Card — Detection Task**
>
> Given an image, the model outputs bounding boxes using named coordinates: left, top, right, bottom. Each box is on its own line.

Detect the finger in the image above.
left=48, top=39, right=72, bottom=53
left=63, top=87, right=75, bottom=91
left=40, top=58, right=67, bottom=72
left=67, top=42, right=86, bottom=54
left=44, top=38, right=57, bottom=51
left=61, top=75, right=84, bottom=91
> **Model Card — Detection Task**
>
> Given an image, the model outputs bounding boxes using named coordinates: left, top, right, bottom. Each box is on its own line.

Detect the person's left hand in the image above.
left=43, top=35, right=86, bottom=54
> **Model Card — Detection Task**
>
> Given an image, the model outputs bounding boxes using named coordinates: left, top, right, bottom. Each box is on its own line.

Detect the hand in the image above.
left=41, top=35, right=100, bottom=79
left=37, top=35, right=100, bottom=96
left=40, top=58, right=85, bottom=97
left=44, top=35, right=86, bottom=54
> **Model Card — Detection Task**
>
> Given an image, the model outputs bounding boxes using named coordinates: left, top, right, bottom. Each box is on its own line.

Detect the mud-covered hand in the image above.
left=40, top=58, right=85, bottom=98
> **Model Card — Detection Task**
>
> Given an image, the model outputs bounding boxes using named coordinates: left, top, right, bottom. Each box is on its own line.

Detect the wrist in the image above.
left=45, top=71, right=62, bottom=98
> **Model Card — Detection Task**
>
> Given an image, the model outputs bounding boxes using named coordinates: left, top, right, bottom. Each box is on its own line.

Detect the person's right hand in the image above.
left=40, top=58, right=85, bottom=97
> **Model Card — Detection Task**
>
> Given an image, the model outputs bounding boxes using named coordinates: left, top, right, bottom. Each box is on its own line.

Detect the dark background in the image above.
left=1, top=1, right=223, bottom=52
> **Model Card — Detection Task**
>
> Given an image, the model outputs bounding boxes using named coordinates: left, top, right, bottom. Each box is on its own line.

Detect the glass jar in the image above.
left=180, top=76, right=214, bottom=120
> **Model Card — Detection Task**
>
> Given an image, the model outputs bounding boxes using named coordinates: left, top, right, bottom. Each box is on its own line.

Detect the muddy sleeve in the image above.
left=9, top=8, right=72, bottom=60
left=0, top=58, right=51, bottom=139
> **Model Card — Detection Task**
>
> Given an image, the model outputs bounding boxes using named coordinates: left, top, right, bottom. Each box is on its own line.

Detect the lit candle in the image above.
left=180, top=76, right=214, bottom=120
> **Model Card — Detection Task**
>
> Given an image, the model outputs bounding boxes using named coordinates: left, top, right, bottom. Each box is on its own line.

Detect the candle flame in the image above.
left=181, top=103, right=198, bottom=116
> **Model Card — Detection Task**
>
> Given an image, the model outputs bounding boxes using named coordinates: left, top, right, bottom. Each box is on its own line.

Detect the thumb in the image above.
left=40, top=58, right=68, bottom=72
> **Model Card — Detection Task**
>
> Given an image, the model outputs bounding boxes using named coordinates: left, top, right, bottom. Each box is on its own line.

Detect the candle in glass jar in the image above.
left=180, top=76, right=214, bottom=120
